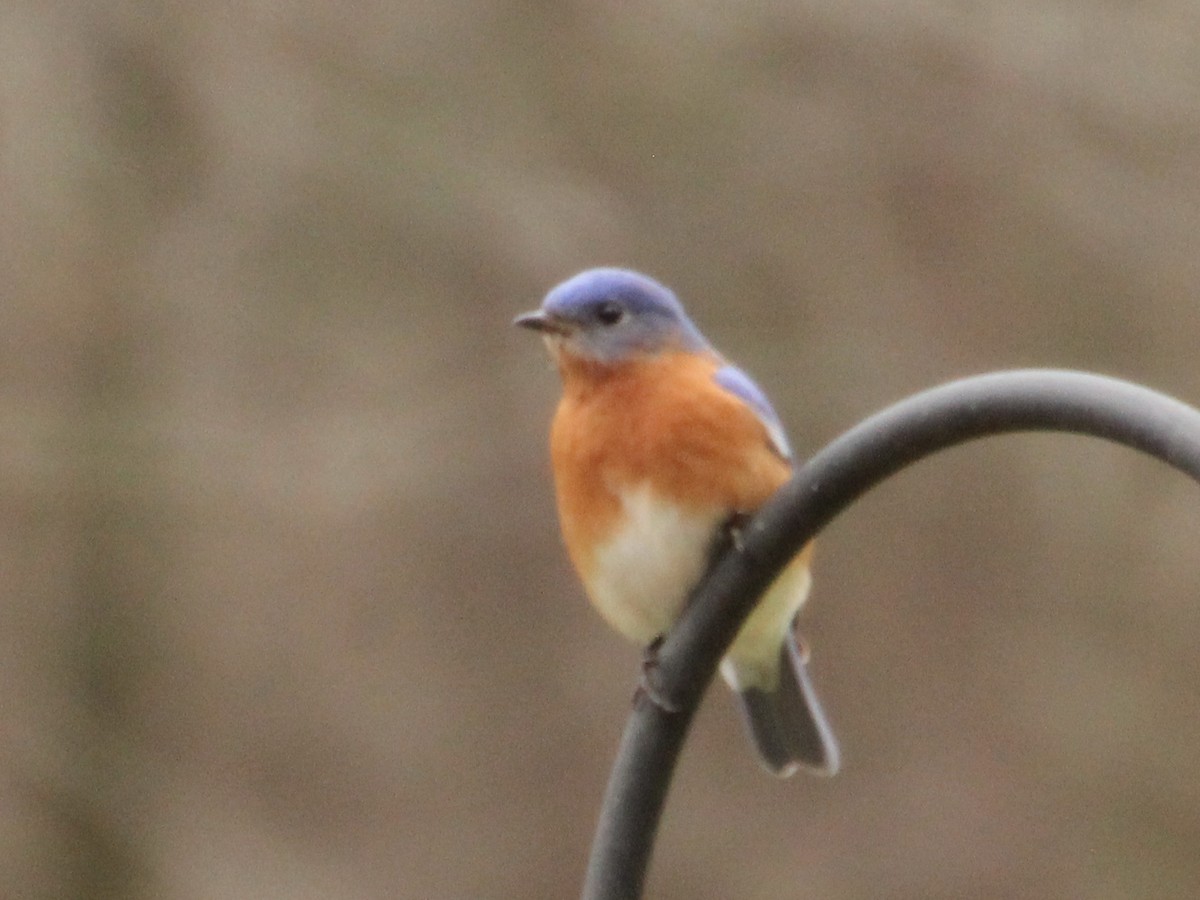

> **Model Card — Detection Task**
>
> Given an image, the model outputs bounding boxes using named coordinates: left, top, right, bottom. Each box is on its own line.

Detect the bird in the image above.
left=514, top=267, right=838, bottom=777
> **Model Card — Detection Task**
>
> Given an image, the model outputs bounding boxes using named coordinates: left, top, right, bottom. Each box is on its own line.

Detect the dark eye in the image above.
left=595, top=302, right=625, bottom=325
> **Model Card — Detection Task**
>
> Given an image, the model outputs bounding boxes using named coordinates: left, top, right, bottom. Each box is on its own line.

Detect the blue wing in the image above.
left=713, top=365, right=792, bottom=459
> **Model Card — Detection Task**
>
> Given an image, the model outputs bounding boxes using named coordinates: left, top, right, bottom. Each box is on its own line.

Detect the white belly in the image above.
left=585, top=483, right=725, bottom=645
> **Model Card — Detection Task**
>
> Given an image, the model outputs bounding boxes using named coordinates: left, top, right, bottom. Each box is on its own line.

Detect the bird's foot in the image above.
left=634, top=635, right=681, bottom=713
left=721, top=510, right=752, bottom=555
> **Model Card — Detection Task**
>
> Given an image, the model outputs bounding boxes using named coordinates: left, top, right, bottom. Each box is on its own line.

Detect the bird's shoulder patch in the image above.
left=712, top=365, right=791, bottom=459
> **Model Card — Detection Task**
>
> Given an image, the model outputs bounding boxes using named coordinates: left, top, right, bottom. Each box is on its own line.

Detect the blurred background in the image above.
left=3, top=1, right=1200, bottom=897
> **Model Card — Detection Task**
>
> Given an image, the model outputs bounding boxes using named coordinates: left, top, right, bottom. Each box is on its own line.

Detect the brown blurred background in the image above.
left=3, top=1, right=1200, bottom=897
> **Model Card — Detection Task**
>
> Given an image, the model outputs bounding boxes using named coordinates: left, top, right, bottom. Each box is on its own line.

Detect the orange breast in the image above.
left=548, top=349, right=793, bottom=584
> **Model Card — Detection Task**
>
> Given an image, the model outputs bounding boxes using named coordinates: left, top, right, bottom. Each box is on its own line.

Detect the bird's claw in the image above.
left=634, top=636, right=681, bottom=713
left=721, top=510, right=751, bottom=554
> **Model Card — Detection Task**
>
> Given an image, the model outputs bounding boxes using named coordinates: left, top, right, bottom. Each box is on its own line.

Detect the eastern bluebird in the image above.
left=516, top=268, right=838, bottom=777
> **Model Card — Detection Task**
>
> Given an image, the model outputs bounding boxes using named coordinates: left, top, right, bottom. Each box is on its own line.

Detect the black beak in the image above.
left=513, top=311, right=571, bottom=335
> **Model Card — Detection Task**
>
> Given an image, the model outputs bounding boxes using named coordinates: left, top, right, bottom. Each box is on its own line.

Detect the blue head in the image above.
left=514, top=268, right=709, bottom=363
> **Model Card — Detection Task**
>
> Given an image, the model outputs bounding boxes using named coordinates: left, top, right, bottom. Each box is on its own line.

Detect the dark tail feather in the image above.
left=735, top=637, right=840, bottom=777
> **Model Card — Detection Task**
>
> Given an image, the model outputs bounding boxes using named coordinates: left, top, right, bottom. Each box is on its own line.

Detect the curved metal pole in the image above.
left=581, top=369, right=1200, bottom=900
